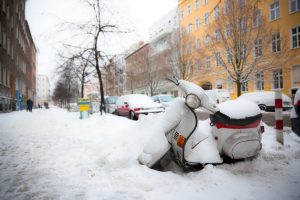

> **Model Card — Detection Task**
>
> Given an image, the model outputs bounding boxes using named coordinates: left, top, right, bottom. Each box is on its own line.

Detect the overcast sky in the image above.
left=25, top=0, right=178, bottom=86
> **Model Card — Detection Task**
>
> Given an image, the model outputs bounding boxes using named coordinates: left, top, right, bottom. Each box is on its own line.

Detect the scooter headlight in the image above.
left=186, top=94, right=201, bottom=109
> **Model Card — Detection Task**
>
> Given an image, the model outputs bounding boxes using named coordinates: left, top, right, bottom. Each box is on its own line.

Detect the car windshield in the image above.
left=159, top=95, right=174, bottom=102
left=107, top=96, right=118, bottom=104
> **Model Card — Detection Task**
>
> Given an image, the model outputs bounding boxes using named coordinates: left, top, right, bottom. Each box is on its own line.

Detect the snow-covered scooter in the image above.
left=138, top=79, right=264, bottom=170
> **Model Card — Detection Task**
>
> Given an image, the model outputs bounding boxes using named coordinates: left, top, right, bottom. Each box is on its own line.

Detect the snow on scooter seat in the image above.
left=217, top=100, right=261, bottom=119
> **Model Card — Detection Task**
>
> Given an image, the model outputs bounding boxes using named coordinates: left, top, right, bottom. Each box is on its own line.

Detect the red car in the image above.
left=115, top=94, right=164, bottom=120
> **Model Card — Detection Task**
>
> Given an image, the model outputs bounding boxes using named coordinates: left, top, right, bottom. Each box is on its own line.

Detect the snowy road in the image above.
left=1, top=108, right=300, bottom=200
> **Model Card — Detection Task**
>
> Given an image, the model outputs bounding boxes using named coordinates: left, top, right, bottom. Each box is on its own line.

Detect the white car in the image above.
left=104, top=96, right=119, bottom=114
left=238, top=91, right=293, bottom=111
left=151, top=95, right=175, bottom=108
left=205, top=89, right=230, bottom=104
left=115, top=94, right=164, bottom=120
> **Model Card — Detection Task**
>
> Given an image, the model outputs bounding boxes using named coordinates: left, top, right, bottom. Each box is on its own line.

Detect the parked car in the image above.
left=115, top=94, right=164, bottom=120
left=105, top=96, right=119, bottom=114
left=205, top=89, right=230, bottom=104
left=238, top=91, right=293, bottom=111
left=152, top=94, right=175, bottom=108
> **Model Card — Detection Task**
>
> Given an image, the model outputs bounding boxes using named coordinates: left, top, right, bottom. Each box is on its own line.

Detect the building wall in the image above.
left=178, top=0, right=300, bottom=98
left=36, top=74, right=50, bottom=106
left=125, top=43, right=150, bottom=95
left=0, top=0, right=36, bottom=112
left=149, top=7, right=179, bottom=40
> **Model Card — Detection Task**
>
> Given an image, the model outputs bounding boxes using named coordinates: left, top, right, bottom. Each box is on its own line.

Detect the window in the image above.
left=203, top=0, right=208, bottom=5
left=215, top=29, right=221, bottom=42
left=205, top=56, right=211, bottom=69
left=254, top=39, right=263, bottom=57
left=196, top=18, right=200, bottom=29
left=239, top=44, right=247, bottom=61
left=227, top=48, right=233, bottom=63
left=272, top=32, right=281, bottom=52
left=188, top=5, right=192, bottom=15
left=204, top=34, right=210, bottom=46
left=253, top=9, right=262, bottom=27
left=196, top=59, right=201, bottom=70
left=226, top=24, right=232, bottom=37
left=241, top=82, right=248, bottom=92
left=196, top=38, right=200, bottom=49
left=224, top=0, right=232, bottom=14
left=290, top=0, right=300, bottom=13
left=238, top=0, right=245, bottom=7
left=291, top=26, right=300, bottom=48
left=292, top=65, right=300, bottom=88
left=255, top=72, right=264, bottom=90
left=195, top=0, right=200, bottom=9
left=180, top=10, right=184, bottom=20
left=270, top=1, right=280, bottom=21
left=204, top=13, right=209, bottom=25
left=215, top=52, right=222, bottom=66
left=238, top=18, right=246, bottom=33
left=214, top=5, right=219, bottom=20
left=273, top=69, right=283, bottom=89
left=188, top=23, right=193, bottom=33
left=226, top=77, right=234, bottom=92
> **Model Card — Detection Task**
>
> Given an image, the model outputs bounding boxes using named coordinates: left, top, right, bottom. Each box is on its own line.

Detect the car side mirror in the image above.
left=124, top=102, right=129, bottom=107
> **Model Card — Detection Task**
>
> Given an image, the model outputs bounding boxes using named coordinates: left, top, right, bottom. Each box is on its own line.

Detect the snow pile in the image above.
left=1, top=108, right=300, bottom=200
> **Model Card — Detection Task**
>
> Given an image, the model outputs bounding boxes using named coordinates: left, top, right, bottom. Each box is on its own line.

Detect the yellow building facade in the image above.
left=178, top=0, right=300, bottom=99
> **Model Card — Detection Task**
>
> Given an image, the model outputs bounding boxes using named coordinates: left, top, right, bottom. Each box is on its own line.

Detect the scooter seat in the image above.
left=210, top=111, right=262, bottom=129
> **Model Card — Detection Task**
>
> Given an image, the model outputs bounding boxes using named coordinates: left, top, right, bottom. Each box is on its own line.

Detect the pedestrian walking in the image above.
left=26, top=99, right=31, bottom=112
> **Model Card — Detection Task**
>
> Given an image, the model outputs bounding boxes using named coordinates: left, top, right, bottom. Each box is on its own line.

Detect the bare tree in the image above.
left=60, top=0, right=125, bottom=114
left=52, top=72, right=79, bottom=109
left=206, top=0, right=293, bottom=96
left=57, top=51, right=94, bottom=98
left=167, top=27, right=203, bottom=81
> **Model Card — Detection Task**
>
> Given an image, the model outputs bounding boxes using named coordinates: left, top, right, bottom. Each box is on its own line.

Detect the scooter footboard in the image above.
left=223, top=131, right=261, bottom=159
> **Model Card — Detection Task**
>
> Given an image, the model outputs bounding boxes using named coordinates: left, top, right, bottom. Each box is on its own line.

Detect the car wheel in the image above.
left=129, top=111, right=136, bottom=120
left=258, top=104, right=267, bottom=111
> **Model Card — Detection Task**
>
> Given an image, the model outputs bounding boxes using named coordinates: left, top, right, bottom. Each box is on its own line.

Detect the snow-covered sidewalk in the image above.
left=0, top=108, right=300, bottom=200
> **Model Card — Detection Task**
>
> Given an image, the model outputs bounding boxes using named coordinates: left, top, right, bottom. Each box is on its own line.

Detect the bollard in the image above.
left=275, top=90, right=284, bottom=145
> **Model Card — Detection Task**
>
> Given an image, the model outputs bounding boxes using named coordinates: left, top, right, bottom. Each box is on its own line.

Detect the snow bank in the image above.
left=0, top=108, right=300, bottom=200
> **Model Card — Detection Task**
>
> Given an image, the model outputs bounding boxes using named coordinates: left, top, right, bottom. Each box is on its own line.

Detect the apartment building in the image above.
left=36, top=74, right=50, bottom=107
left=125, top=43, right=150, bottom=95
left=0, top=0, right=36, bottom=111
left=104, top=56, right=126, bottom=96
left=178, top=0, right=300, bottom=98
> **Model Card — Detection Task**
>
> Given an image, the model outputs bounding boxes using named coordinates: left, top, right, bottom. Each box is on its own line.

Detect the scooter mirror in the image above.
left=186, top=94, right=201, bottom=109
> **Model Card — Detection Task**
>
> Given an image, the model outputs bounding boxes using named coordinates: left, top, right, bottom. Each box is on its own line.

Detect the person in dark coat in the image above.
left=26, top=99, right=31, bottom=112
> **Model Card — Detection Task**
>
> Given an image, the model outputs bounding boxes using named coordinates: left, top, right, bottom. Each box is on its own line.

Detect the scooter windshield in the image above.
left=178, top=80, right=219, bottom=114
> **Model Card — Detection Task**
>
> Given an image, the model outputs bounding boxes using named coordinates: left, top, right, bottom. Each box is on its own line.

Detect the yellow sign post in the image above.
left=78, top=98, right=90, bottom=119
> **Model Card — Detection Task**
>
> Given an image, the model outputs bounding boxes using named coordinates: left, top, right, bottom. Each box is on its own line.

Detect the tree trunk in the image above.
left=81, top=75, right=84, bottom=98
left=236, top=81, right=241, bottom=97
